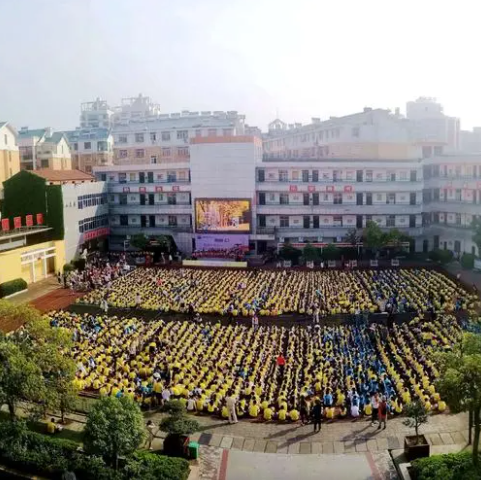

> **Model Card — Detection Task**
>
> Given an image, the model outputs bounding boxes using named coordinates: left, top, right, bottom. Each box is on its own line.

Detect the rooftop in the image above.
left=32, top=169, right=95, bottom=182
left=63, top=128, right=111, bottom=142
left=18, top=128, right=48, bottom=139
left=45, top=132, right=66, bottom=144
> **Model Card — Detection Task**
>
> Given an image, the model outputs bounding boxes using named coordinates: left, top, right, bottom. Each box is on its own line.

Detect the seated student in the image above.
left=263, top=405, right=274, bottom=421
left=249, top=401, right=260, bottom=418
left=437, top=400, right=447, bottom=412
left=278, top=405, right=287, bottom=421
left=47, top=418, right=62, bottom=434
left=325, top=406, right=335, bottom=420
left=289, top=408, right=300, bottom=422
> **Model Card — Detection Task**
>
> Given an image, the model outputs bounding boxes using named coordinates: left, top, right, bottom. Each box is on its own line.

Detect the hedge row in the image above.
left=411, top=451, right=480, bottom=480
left=0, top=279, right=27, bottom=298
left=0, top=421, right=189, bottom=480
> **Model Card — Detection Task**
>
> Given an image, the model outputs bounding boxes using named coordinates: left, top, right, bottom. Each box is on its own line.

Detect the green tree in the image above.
left=403, top=401, right=429, bottom=445
left=278, top=241, right=302, bottom=264
left=321, top=244, right=341, bottom=261
left=362, top=220, right=386, bottom=252
left=84, top=396, right=145, bottom=469
left=302, top=242, right=319, bottom=262
left=435, top=332, right=481, bottom=467
left=0, top=341, right=46, bottom=419
left=130, top=233, right=149, bottom=250
left=343, top=228, right=359, bottom=246
left=472, top=218, right=481, bottom=258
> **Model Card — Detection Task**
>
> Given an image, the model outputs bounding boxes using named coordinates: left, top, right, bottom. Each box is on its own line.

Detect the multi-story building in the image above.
left=18, top=128, right=72, bottom=171
left=0, top=122, right=21, bottom=199
left=2, top=169, right=107, bottom=262
left=80, top=98, right=114, bottom=129
left=64, top=128, right=114, bottom=173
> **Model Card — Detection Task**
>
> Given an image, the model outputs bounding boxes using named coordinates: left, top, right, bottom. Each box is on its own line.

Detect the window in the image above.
left=84, top=142, right=91, bottom=150
left=195, top=129, right=202, bottom=138
left=269, top=194, right=275, bottom=202
left=119, top=173, right=127, bottom=184
left=135, top=133, right=144, bottom=143
left=167, top=193, right=177, bottom=205
left=177, top=130, right=188, bottom=140
left=352, top=127, right=360, bottom=137
left=135, top=149, right=145, bottom=158
left=150, top=132, right=157, bottom=142
left=147, top=172, right=154, bottom=183
left=118, top=135, right=127, bottom=144
left=365, top=170, right=373, bottom=182
left=280, top=216, right=289, bottom=227
left=100, top=173, right=107, bottom=182
left=292, top=171, right=299, bottom=181
left=322, top=172, right=330, bottom=180
left=41, top=159, right=49, bottom=168
left=387, top=193, right=396, bottom=204
left=280, top=193, right=289, bottom=205
left=312, top=170, right=319, bottom=182
left=279, top=170, right=288, bottom=182
left=4, top=134, right=7, bottom=145
left=168, top=215, right=178, bottom=226
left=73, top=143, right=78, bottom=151
left=177, top=147, right=189, bottom=157
left=434, top=146, right=443, bottom=155
left=302, top=170, right=309, bottom=182
left=303, top=216, right=310, bottom=228
left=387, top=215, right=395, bottom=227
left=167, top=171, right=177, bottom=182
left=333, top=215, right=342, bottom=226
left=150, top=156, right=157, bottom=164
left=258, top=169, right=265, bottom=182
left=129, top=173, right=136, bottom=182
left=399, top=171, right=408, bottom=181
left=376, top=194, right=383, bottom=202
left=323, top=194, right=329, bottom=202
left=161, top=132, right=171, bottom=141
left=333, top=193, right=342, bottom=204
left=162, top=148, right=171, bottom=157
left=119, top=150, right=128, bottom=158
left=456, top=213, right=462, bottom=225
left=120, top=215, right=128, bottom=226
left=345, top=171, right=354, bottom=180
left=208, top=129, right=217, bottom=136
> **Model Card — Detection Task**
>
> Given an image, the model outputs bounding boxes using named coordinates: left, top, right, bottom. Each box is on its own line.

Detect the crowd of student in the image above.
left=78, top=267, right=477, bottom=317
left=191, top=246, right=247, bottom=260
left=49, top=311, right=457, bottom=422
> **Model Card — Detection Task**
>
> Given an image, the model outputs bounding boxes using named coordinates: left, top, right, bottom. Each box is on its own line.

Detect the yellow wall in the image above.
left=0, top=150, right=21, bottom=195
left=0, top=240, right=65, bottom=285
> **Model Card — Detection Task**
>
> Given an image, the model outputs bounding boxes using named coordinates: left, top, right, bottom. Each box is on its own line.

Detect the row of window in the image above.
left=424, top=213, right=480, bottom=226
left=258, top=192, right=418, bottom=206
left=78, top=193, right=107, bottom=209
left=117, top=215, right=191, bottom=227
left=78, top=215, right=109, bottom=233
left=97, top=171, right=189, bottom=183
left=257, top=169, right=418, bottom=182
left=258, top=214, right=418, bottom=229
left=423, top=189, right=481, bottom=204
left=73, top=141, right=109, bottom=151
left=117, top=128, right=234, bottom=144
left=424, top=164, right=481, bottom=179
left=117, top=146, right=190, bottom=160
left=265, top=126, right=357, bottom=149
left=116, top=193, right=190, bottom=205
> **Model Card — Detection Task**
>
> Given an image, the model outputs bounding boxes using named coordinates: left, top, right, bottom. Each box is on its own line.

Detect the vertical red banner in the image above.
left=13, top=217, right=22, bottom=229
left=1, top=219, right=10, bottom=231
left=36, top=213, right=44, bottom=225
left=26, top=215, right=33, bottom=227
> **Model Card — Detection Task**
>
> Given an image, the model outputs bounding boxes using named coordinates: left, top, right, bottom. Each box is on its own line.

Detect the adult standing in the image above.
left=276, top=353, right=286, bottom=378
left=252, top=313, right=259, bottom=331
left=378, top=396, right=388, bottom=430
left=370, top=392, right=380, bottom=427
left=145, top=420, right=156, bottom=450
left=226, top=391, right=238, bottom=424
left=312, top=398, right=323, bottom=433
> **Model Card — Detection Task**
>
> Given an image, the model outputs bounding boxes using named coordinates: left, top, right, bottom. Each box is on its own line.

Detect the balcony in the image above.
left=110, top=225, right=193, bottom=235
left=256, top=181, right=422, bottom=193
left=424, top=201, right=481, bottom=215
left=111, top=179, right=190, bottom=185
left=109, top=204, right=192, bottom=215
left=256, top=203, right=423, bottom=215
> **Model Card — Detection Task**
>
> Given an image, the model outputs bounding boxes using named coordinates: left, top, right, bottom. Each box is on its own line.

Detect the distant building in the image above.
left=0, top=122, right=20, bottom=199
left=80, top=98, right=114, bottom=129
left=18, top=127, right=72, bottom=171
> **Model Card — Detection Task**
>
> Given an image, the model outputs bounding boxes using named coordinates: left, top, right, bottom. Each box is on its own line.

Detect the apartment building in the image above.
left=18, top=128, right=72, bottom=171
left=0, top=122, right=21, bottom=199
left=65, top=128, right=114, bottom=173
left=80, top=98, right=114, bottom=129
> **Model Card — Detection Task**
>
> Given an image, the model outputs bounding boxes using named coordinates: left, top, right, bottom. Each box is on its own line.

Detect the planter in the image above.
left=404, top=435, right=430, bottom=461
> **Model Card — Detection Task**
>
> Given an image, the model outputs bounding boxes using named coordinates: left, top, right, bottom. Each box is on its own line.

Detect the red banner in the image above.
left=155, top=186, right=163, bottom=192
left=326, top=186, right=334, bottom=192
left=289, top=185, right=298, bottom=193
left=172, top=186, right=180, bottom=192
left=1, top=219, right=9, bottom=231
left=26, top=215, right=33, bottom=227
left=139, top=187, right=146, bottom=193
left=36, top=213, right=44, bottom=225
left=308, top=186, right=315, bottom=193
left=344, top=185, right=353, bottom=193
left=13, top=217, right=21, bottom=229
left=82, top=227, right=110, bottom=242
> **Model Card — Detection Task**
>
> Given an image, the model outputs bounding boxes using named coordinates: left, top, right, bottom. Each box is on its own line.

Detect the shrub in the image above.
left=63, top=263, right=75, bottom=273
left=0, top=278, right=27, bottom=298
left=72, top=258, right=86, bottom=271
left=461, top=253, right=476, bottom=270
left=429, top=249, right=454, bottom=264
left=411, top=452, right=478, bottom=480
left=125, top=452, right=190, bottom=480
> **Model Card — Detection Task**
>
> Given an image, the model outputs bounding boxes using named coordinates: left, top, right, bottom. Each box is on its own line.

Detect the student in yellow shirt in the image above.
left=249, top=401, right=260, bottom=418
left=263, top=405, right=274, bottom=421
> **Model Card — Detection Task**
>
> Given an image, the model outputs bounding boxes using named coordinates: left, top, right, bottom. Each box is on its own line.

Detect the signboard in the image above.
left=326, top=186, right=334, bottom=192
left=344, top=185, right=353, bottom=193
left=391, top=259, right=400, bottom=267
left=370, top=260, right=379, bottom=267
left=308, top=186, right=315, bottom=193
left=195, top=199, right=251, bottom=233
left=328, top=260, right=336, bottom=268
left=172, top=186, right=180, bottom=192
left=183, top=259, right=247, bottom=268
left=82, top=227, right=110, bottom=242
left=283, top=260, right=292, bottom=268
left=155, top=186, right=163, bottom=192
left=36, top=213, right=44, bottom=225
left=26, top=215, right=33, bottom=227
left=139, top=187, right=146, bottom=193
left=289, top=185, right=298, bottom=193
left=195, top=234, right=249, bottom=251
left=306, top=261, right=314, bottom=269
left=1, top=219, right=9, bottom=231
left=123, top=187, right=130, bottom=193
left=13, top=217, right=21, bottom=229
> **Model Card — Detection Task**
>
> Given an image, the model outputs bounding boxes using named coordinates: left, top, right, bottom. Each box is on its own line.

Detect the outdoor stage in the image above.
left=183, top=258, right=248, bottom=268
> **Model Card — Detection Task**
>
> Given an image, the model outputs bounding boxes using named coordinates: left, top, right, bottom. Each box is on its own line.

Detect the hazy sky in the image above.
left=1, top=0, right=480, bottom=131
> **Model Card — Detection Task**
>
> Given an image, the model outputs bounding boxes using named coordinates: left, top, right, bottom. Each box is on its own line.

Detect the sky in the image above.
left=1, top=0, right=480, bottom=131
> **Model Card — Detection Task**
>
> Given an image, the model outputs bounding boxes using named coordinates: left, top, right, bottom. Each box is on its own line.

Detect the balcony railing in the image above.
left=111, top=225, right=193, bottom=233
left=110, top=204, right=192, bottom=215
left=257, top=178, right=421, bottom=184
left=111, top=179, right=190, bottom=185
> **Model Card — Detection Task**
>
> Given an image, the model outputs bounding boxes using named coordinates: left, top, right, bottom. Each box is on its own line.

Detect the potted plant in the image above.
left=403, top=401, right=430, bottom=461
left=160, top=400, right=200, bottom=458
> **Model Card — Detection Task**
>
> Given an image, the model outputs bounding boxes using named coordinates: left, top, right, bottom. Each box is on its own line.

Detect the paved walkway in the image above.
left=6, top=277, right=60, bottom=306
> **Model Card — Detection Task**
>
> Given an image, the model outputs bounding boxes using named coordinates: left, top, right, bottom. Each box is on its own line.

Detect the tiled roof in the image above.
left=63, top=128, right=111, bottom=142
left=32, top=169, right=95, bottom=182
left=45, top=132, right=66, bottom=144
left=18, top=128, right=47, bottom=139
left=0, top=122, right=7, bottom=129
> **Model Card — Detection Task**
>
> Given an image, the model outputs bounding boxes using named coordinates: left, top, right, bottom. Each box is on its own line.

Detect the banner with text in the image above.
left=195, top=234, right=249, bottom=251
